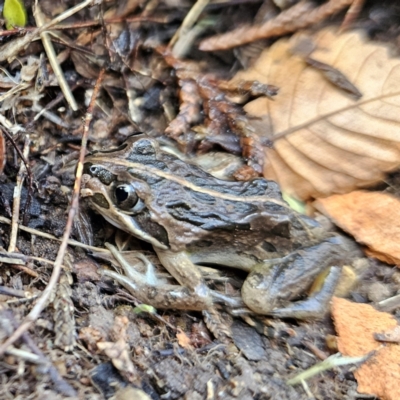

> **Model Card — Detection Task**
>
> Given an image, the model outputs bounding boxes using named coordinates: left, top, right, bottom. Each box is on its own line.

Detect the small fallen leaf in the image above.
left=233, top=28, right=400, bottom=200
left=176, top=328, right=193, bottom=349
left=332, top=297, right=397, bottom=357
left=3, top=0, right=27, bottom=30
left=97, top=339, right=138, bottom=383
left=332, top=297, right=400, bottom=400
left=314, top=191, right=400, bottom=264
left=133, top=304, right=157, bottom=315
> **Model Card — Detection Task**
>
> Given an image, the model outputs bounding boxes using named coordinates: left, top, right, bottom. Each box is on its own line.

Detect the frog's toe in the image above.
left=101, top=243, right=214, bottom=310
left=270, top=266, right=342, bottom=319
left=242, top=264, right=341, bottom=318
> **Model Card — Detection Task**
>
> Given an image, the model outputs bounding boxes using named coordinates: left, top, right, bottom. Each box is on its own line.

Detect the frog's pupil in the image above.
left=115, top=186, right=129, bottom=203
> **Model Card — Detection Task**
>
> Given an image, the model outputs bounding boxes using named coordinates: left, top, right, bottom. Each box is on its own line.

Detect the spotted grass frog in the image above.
left=81, top=135, right=349, bottom=318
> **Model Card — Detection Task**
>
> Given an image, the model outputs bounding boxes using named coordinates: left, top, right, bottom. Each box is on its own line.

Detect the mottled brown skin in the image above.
left=82, top=135, right=346, bottom=317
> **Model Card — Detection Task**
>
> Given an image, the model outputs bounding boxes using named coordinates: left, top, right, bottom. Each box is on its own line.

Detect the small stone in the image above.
left=367, top=281, right=392, bottom=303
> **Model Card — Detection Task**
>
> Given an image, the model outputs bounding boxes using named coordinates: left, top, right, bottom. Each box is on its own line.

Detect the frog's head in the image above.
left=81, top=136, right=170, bottom=250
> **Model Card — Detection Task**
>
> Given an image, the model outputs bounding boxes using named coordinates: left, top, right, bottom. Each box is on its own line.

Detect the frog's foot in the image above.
left=269, top=266, right=341, bottom=319
left=101, top=243, right=242, bottom=311
left=101, top=243, right=212, bottom=311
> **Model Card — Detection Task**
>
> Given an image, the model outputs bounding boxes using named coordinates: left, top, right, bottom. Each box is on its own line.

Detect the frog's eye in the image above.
left=114, top=184, right=139, bottom=210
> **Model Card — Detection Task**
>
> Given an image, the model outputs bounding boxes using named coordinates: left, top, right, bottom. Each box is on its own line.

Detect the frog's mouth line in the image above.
left=81, top=177, right=169, bottom=251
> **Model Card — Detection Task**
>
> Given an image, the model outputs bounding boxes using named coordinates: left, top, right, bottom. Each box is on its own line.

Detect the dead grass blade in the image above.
left=199, top=0, right=353, bottom=51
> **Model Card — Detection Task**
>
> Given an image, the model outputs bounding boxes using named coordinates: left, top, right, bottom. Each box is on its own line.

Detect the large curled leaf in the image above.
left=234, top=28, right=400, bottom=200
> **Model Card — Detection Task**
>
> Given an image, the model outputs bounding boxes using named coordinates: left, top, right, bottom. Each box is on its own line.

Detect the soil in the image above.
left=0, top=0, right=399, bottom=399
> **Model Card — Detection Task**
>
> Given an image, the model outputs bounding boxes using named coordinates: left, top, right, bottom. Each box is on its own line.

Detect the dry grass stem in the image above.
left=0, top=215, right=108, bottom=253
left=0, top=82, right=31, bottom=103
left=8, top=137, right=30, bottom=252
left=0, top=114, right=24, bottom=134
left=170, top=0, right=210, bottom=51
left=340, top=0, right=366, bottom=31
left=34, top=2, right=78, bottom=111
left=199, top=0, right=353, bottom=51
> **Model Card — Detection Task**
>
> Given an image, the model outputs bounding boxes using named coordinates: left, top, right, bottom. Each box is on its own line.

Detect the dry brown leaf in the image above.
left=97, top=339, right=138, bottom=383
left=234, top=28, right=400, bottom=200
left=314, top=191, right=400, bottom=264
left=176, top=327, right=193, bottom=349
left=331, top=297, right=400, bottom=400
left=332, top=297, right=397, bottom=357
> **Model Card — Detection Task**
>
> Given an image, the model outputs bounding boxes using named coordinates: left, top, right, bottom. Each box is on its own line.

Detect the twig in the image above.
left=0, top=15, right=170, bottom=38
left=199, top=0, right=353, bottom=51
left=5, top=346, right=42, bottom=364
left=0, top=215, right=108, bottom=253
left=0, top=114, right=24, bottom=134
left=172, top=19, right=214, bottom=59
left=169, top=0, right=210, bottom=51
left=301, top=379, right=315, bottom=399
left=287, top=352, right=370, bottom=386
left=340, top=0, right=365, bottom=31
left=9, top=137, right=30, bottom=252
left=33, top=2, right=78, bottom=111
left=0, top=127, right=35, bottom=226
left=0, top=286, right=27, bottom=298
left=0, top=68, right=106, bottom=357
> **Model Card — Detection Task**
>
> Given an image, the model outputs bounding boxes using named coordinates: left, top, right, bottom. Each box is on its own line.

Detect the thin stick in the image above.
left=34, top=2, right=78, bottom=111
left=169, top=0, right=210, bottom=50
left=0, top=215, right=108, bottom=253
left=0, top=114, right=24, bottom=134
left=0, top=68, right=106, bottom=356
left=340, top=0, right=365, bottom=31
left=0, top=15, right=170, bottom=38
left=9, top=137, right=30, bottom=252
left=0, top=127, right=35, bottom=226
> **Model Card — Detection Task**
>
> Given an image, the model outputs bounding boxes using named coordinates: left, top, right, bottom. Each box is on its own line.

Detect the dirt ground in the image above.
left=0, top=0, right=399, bottom=399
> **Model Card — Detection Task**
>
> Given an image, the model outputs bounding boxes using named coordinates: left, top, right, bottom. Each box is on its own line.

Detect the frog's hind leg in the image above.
left=242, top=238, right=345, bottom=319
left=269, top=266, right=342, bottom=319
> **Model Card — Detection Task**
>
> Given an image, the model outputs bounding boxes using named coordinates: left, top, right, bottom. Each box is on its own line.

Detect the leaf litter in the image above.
left=332, top=297, right=400, bottom=400
left=0, top=0, right=399, bottom=399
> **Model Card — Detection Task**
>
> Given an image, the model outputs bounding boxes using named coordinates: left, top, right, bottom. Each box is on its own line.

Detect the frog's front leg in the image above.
left=154, top=249, right=242, bottom=309
left=102, top=244, right=239, bottom=311
left=101, top=244, right=210, bottom=310
left=154, top=248, right=212, bottom=308
left=242, top=237, right=345, bottom=319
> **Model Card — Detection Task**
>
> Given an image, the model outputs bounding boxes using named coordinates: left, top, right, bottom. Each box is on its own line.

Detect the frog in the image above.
left=81, top=134, right=349, bottom=319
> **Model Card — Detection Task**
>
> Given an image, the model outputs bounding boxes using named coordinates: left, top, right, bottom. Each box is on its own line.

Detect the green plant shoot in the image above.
left=4, top=0, right=27, bottom=30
